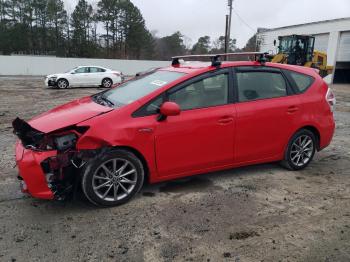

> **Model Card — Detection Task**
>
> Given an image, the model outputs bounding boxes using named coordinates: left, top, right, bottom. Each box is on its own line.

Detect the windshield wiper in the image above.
left=100, top=94, right=115, bottom=106
left=93, top=93, right=115, bottom=107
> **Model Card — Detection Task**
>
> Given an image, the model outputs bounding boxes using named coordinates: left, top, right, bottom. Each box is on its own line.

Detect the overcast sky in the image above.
left=65, top=0, right=350, bottom=48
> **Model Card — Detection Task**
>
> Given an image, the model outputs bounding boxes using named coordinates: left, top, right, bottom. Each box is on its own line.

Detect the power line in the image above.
left=232, top=7, right=256, bottom=32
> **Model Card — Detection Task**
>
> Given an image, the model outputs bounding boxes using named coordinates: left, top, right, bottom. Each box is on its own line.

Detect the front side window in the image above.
left=103, top=70, right=185, bottom=106
left=168, top=73, right=229, bottom=110
left=237, top=71, right=287, bottom=102
left=75, top=67, right=89, bottom=74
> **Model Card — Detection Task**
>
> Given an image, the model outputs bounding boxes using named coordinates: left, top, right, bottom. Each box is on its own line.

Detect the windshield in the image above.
left=102, top=70, right=185, bottom=106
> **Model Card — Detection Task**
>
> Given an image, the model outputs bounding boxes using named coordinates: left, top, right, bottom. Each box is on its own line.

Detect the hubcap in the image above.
left=290, top=135, right=314, bottom=167
left=92, top=158, right=137, bottom=202
left=58, top=80, right=67, bottom=88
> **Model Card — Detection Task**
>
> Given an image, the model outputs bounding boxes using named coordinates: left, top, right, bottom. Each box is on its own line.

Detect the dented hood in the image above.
left=29, top=96, right=113, bottom=133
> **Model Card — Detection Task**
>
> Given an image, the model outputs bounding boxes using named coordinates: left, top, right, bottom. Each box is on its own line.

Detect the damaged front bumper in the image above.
left=13, top=118, right=89, bottom=200
left=45, top=77, right=57, bottom=87
left=16, top=142, right=56, bottom=199
left=15, top=141, right=86, bottom=200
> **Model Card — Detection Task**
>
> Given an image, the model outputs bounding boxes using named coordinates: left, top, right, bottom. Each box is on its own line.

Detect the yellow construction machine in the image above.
left=270, top=34, right=333, bottom=77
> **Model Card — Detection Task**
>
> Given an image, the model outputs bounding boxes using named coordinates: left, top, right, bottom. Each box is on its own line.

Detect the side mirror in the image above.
left=158, top=102, right=180, bottom=121
left=273, top=40, right=276, bottom=46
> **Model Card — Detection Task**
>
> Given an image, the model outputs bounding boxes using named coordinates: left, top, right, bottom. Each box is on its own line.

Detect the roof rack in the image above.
left=171, top=52, right=269, bottom=67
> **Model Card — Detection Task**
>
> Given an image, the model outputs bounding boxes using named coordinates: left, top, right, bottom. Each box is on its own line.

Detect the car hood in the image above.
left=28, top=96, right=113, bottom=133
left=46, top=73, right=67, bottom=78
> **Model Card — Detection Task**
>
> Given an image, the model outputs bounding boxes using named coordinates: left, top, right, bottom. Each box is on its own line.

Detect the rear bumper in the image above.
left=15, top=142, right=55, bottom=200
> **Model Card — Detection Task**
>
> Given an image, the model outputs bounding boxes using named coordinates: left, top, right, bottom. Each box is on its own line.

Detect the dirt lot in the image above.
left=0, top=77, right=349, bottom=262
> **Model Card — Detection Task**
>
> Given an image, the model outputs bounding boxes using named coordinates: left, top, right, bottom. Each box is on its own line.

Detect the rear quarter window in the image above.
left=286, top=71, right=314, bottom=93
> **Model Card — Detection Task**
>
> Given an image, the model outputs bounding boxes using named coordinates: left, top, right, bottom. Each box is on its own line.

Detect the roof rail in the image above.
left=171, top=52, right=269, bottom=67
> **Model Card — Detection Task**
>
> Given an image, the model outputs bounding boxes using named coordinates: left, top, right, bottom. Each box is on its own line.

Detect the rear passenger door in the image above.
left=233, top=66, right=301, bottom=163
left=89, top=67, right=105, bottom=85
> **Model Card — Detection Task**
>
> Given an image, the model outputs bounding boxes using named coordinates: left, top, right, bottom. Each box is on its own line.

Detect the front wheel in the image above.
left=57, top=79, right=69, bottom=89
left=281, top=129, right=316, bottom=170
left=81, top=149, right=144, bottom=207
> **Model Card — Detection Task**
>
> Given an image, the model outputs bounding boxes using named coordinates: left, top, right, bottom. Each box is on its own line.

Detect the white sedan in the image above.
left=45, top=66, right=123, bottom=89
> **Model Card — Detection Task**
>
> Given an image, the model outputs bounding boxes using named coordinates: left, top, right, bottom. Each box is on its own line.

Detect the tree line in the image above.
left=0, top=0, right=256, bottom=60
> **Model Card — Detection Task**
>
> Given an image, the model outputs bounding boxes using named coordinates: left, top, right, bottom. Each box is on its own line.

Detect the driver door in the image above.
left=154, top=69, right=236, bottom=178
left=72, top=67, right=89, bottom=86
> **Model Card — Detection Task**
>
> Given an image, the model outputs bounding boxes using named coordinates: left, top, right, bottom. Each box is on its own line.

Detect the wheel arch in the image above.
left=296, top=125, right=321, bottom=151
left=57, top=78, right=69, bottom=87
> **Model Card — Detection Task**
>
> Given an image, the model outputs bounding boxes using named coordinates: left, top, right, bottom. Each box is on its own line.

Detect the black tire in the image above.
left=101, top=78, right=113, bottom=88
left=57, top=78, right=69, bottom=89
left=281, top=129, right=316, bottom=171
left=81, top=149, right=144, bottom=207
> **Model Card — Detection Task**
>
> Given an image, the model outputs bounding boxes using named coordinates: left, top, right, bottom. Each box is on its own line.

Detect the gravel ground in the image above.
left=0, top=77, right=349, bottom=262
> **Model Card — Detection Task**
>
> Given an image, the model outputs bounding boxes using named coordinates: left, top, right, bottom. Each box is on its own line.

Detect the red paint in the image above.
left=29, top=96, right=112, bottom=133
left=15, top=61, right=335, bottom=199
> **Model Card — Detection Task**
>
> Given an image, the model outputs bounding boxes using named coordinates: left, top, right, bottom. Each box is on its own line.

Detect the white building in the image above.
left=257, top=17, right=350, bottom=83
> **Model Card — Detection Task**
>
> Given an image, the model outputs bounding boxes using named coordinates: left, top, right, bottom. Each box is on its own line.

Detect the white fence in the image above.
left=0, top=55, right=169, bottom=76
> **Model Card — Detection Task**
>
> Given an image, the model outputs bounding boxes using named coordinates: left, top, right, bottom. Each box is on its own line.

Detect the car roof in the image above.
left=160, top=61, right=318, bottom=77
left=77, top=65, right=109, bottom=69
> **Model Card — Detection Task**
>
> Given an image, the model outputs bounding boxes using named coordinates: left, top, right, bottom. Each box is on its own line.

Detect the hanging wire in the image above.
left=232, top=7, right=256, bottom=32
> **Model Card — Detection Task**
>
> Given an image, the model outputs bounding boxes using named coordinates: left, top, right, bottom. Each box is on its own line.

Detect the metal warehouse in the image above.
left=257, top=17, right=350, bottom=83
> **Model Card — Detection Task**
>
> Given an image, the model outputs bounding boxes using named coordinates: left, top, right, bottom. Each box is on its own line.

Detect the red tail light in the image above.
left=326, top=88, right=336, bottom=112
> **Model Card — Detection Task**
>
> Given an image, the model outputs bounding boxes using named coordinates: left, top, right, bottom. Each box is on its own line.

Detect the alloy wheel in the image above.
left=102, top=79, right=112, bottom=88
left=57, top=80, right=68, bottom=89
left=92, top=158, right=137, bottom=202
left=290, top=135, right=314, bottom=167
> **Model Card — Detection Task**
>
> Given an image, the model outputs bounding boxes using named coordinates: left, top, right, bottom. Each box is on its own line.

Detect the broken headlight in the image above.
left=48, top=76, right=57, bottom=81
left=53, top=133, right=77, bottom=151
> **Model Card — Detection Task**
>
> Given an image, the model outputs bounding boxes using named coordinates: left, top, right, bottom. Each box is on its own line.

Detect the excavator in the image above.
left=270, top=34, right=333, bottom=77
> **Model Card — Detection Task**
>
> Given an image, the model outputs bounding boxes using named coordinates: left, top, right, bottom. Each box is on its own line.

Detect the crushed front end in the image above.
left=13, top=117, right=89, bottom=200
left=45, top=76, right=58, bottom=87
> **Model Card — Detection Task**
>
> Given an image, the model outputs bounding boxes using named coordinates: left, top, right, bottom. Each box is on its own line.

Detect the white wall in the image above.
left=0, top=55, right=170, bottom=76
left=257, top=18, right=350, bottom=66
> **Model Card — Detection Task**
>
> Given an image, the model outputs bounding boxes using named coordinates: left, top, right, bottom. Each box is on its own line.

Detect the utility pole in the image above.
left=224, top=15, right=229, bottom=54
left=225, top=0, right=233, bottom=57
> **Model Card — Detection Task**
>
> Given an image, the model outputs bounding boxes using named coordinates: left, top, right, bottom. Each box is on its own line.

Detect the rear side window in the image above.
left=287, top=71, right=314, bottom=93
left=90, top=67, right=106, bottom=73
left=236, top=71, right=287, bottom=102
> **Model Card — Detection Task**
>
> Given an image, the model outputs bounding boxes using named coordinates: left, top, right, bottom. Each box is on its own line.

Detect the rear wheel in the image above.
left=57, top=79, right=69, bottom=89
left=81, top=149, right=144, bottom=207
left=101, top=78, right=113, bottom=88
left=281, top=129, right=316, bottom=170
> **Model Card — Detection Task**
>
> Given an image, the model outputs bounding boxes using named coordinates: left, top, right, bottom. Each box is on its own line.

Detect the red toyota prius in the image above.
left=13, top=53, right=336, bottom=207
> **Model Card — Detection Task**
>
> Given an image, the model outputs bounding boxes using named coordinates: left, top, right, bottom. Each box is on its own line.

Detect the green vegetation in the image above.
left=0, top=0, right=254, bottom=60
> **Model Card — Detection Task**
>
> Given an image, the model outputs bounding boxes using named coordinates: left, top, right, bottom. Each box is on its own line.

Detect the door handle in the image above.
left=138, top=128, right=153, bottom=133
left=287, top=106, right=299, bottom=114
left=218, top=117, right=233, bottom=125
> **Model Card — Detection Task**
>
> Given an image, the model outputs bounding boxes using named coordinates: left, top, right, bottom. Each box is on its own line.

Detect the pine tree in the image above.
left=192, top=36, right=211, bottom=54
left=71, top=0, right=96, bottom=57
left=97, top=0, right=114, bottom=56
left=47, top=0, right=67, bottom=55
